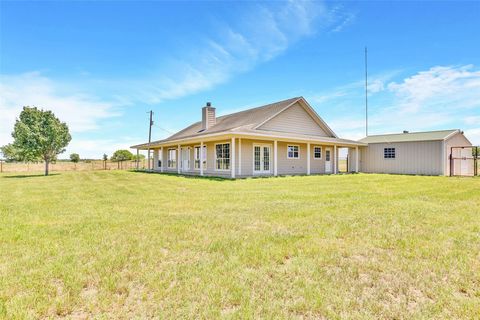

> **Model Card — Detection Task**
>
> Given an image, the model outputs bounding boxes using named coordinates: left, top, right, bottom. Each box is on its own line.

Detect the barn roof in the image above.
left=359, top=129, right=460, bottom=143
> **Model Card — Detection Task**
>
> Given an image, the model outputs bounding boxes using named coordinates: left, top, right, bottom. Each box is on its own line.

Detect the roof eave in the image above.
left=131, top=131, right=367, bottom=149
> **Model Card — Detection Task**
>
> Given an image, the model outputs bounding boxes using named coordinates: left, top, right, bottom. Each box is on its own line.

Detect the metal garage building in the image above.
left=358, top=129, right=474, bottom=176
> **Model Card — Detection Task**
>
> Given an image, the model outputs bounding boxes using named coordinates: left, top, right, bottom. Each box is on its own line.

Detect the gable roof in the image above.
left=134, top=97, right=339, bottom=148
left=359, top=129, right=460, bottom=143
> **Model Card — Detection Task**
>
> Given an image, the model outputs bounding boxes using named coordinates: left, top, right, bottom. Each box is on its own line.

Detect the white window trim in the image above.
left=287, top=145, right=300, bottom=159
left=193, top=145, right=207, bottom=170
left=313, top=146, right=322, bottom=160
left=167, top=148, right=177, bottom=168
left=214, top=142, right=231, bottom=171
left=252, top=143, right=273, bottom=174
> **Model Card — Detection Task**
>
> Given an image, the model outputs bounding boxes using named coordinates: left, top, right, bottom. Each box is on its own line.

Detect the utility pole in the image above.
left=365, top=46, right=368, bottom=137
left=147, top=110, right=153, bottom=170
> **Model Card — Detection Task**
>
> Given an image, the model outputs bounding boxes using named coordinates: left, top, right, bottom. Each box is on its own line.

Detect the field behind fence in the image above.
left=0, top=160, right=151, bottom=173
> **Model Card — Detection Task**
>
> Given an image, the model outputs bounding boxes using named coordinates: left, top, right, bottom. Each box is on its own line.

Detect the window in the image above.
left=194, top=146, right=207, bottom=169
left=254, top=146, right=261, bottom=171
left=167, top=149, right=177, bottom=168
left=287, top=145, right=299, bottom=159
left=384, top=147, right=396, bottom=159
left=215, top=143, right=230, bottom=170
left=314, top=146, right=322, bottom=159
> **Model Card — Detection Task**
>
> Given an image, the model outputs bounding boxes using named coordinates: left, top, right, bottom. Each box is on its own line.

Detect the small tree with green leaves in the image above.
left=2, top=107, right=71, bottom=175
left=70, top=153, right=80, bottom=163
left=103, top=154, right=108, bottom=161
left=132, top=154, right=145, bottom=161
left=111, top=149, right=133, bottom=162
left=0, top=144, right=23, bottom=162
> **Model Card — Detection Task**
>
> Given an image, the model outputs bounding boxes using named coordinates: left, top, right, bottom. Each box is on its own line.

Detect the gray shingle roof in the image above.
left=166, top=97, right=301, bottom=140
left=359, top=129, right=459, bottom=143
left=131, top=97, right=365, bottom=148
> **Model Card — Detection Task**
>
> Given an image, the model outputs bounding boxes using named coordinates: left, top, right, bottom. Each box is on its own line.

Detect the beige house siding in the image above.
left=444, top=132, right=472, bottom=175
left=360, top=141, right=443, bottom=175
left=154, top=138, right=359, bottom=177
left=276, top=142, right=307, bottom=174
left=347, top=147, right=357, bottom=173
left=257, top=102, right=330, bottom=137
left=310, top=145, right=326, bottom=174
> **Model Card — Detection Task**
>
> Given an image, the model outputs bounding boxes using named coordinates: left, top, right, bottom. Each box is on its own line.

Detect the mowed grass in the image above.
left=0, top=171, right=479, bottom=319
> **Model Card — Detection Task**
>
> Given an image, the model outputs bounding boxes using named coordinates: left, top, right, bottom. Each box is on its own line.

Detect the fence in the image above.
left=449, top=146, right=479, bottom=177
left=0, top=159, right=154, bottom=173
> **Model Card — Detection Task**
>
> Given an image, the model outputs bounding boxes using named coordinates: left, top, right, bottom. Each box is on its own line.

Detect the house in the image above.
left=357, top=129, right=473, bottom=176
left=131, top=97, right=366, bottom=178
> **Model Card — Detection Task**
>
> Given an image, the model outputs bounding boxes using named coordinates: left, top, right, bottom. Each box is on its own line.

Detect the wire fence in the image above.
left=0, top=159, right=153, bottom=173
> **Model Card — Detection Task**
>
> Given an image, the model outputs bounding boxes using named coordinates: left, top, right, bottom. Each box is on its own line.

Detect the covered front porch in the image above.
left=133, top=133, right=365, bottom=178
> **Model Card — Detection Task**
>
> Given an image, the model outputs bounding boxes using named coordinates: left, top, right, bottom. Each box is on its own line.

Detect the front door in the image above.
left=182, top=147, right=190, bottom=172
left=325, top=148, right=332, bottom=173
left=253, top=145, right=271, bottom=174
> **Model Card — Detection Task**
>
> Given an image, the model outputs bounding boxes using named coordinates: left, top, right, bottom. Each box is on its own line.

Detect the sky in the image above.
left=1, top=0, right=479, bottom=159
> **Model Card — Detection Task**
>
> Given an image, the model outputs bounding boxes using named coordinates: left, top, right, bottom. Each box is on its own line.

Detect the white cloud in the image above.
left=314, top=65, right=480, bottom=141
left=464, top=128, right=480, bottom=145
left=309, top=70, right=400, bottom=105
left=0, top=72, right=121, bottom=146
left=119, top=0, right=346, bottom=105
left=465, top=116, right=480, bottom=125
left=387, top=65, right=480, bottom=113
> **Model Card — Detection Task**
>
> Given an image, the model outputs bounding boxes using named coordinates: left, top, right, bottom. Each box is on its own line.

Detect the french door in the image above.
left=253, top=145, right=271, bottom=174
left=181, top=147, right=190, bottom=171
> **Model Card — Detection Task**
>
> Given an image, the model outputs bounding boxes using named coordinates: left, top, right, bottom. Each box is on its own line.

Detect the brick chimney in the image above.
left=202, top=102, right=216, bottom=130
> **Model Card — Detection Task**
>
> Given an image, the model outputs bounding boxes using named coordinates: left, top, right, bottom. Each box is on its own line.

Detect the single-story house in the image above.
left=131, top=97, right=365, bottom=178
left=357, top=129, right=473, bottom=176
left=132, top=97, right=474, bottom=177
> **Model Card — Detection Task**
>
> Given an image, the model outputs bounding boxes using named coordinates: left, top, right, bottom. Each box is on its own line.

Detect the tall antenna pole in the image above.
left=147, top=110, right=153, bottom=170
left=365, top=46, right=368, bottom=137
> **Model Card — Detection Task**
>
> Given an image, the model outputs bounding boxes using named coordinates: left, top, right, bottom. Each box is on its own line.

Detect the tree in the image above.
left=70, top=153, right=80, bottom=163
left=111, top=149, right=133, bottom=162
left=0, top=143, right=23, bottom=162
left=103, top=154, right=108, bottom=161
left=2, top=107, right=71, bottom=175
left=132, top=154, right=145, bottom=161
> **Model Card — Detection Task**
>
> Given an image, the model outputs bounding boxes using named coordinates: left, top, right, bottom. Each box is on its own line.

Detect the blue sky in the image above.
left=1, top=1, right=479, bottom=158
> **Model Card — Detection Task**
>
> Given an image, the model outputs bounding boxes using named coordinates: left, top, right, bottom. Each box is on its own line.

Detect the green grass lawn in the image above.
left=0, top=171, right=479, bottom=319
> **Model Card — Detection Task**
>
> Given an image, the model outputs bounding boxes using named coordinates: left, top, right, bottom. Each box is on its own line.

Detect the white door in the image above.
left=253, top=145, right=271, bottom=174
left=325, top=148, right=332, bottom=173
left=182, top=148, right=190, bottom=172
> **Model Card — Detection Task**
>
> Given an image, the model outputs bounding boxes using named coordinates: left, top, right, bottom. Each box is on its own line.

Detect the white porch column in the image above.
left=160, top=147, right=164, bottom=172
left=177, top=144, right=181, bottom=174
left=238, top=138, right=242, bottom=176
left=153, top=149, right=159, bottom=170
left=231, top=137, right=236, bottom=178
left=200, top=142, right=204, bottom=176
left=307, top=142, right=311, bottom=175
left=274, top=140, right=278, bottom=176
left=355, top=146, right=359, bottom=173
left=333, top=145, right=337, bottom=174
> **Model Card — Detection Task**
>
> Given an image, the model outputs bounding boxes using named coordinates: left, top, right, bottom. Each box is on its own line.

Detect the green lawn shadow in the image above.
left=130, top=170, right=231, bottom=181
left=3, top=173, right=61, bottom=179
